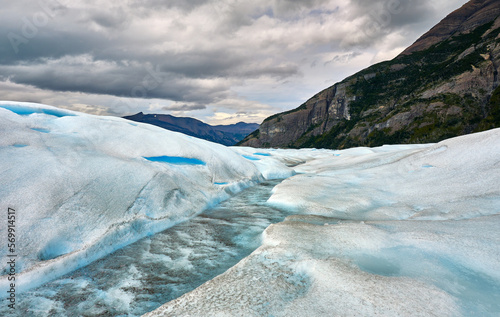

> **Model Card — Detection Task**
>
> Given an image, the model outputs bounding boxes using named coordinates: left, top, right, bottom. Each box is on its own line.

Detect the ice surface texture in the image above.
left=231, top=147, right=301, bottom=180
left=0, top=101, right=265, bottom=293
left=268, top=132, right=500, bottom=220
left=147, top=129, right=500, bottom=317
left=150, top=216, right=500, bottom=316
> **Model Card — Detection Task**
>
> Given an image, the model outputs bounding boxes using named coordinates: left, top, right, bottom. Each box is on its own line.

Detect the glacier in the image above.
left=0, top=101, right=293, bottom=294
left=146, top=130, right=500, bottom=316
left=1, top=101, right=500, bottom=316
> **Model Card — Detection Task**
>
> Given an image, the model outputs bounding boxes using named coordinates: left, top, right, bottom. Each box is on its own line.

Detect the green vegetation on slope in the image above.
left=477, top=85, right=500, bottom=131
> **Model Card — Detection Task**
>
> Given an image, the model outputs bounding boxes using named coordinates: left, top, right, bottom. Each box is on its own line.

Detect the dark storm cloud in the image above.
left=0, top=0, right=303, bottom=103
left=349, top=0, right=433, bottom=23
left=343, top=0, right=438, bottom=47
left=0, top=58, right=232, bottom=104
left=0, top=30, right=111, bottom=64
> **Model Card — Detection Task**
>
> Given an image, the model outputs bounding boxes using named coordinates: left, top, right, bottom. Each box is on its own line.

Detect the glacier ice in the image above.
left=0, top=103, right=75, bottom=118
left=231, top=147, right=300, bottom=180
left=0, top=101, right=264, bottom=294
left=147, top=129, right=500, bottom=317
left=267, top=130, right=500, bottom=220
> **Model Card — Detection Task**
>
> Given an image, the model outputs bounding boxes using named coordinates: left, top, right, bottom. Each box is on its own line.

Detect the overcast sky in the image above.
left=1, top=0, right=469, bottom=124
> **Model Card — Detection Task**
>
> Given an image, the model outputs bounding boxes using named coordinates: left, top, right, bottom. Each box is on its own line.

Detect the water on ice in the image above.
left=143, top=156, right=207, bottom=166
left=0, top=181, right=288, bottom=317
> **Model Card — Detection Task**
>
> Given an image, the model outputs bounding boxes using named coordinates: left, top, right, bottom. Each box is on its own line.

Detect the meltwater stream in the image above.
left=9, top=180, right=289, bottom=317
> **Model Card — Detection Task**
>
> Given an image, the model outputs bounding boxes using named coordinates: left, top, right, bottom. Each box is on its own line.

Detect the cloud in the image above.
left=324, top=52, right=362, bottom=66
left=206, top=110, right=273, bottom=125
left=129, top=0, right=212, bottom=13
left=0, top=0, right=470, bottom=124
left=163, top=103, right=207, bottom=112
left=62, top=103, right=112, bottom=116
left=85, top=8, right=130, bottom=30
left=0, top=55, right=237, bottom=105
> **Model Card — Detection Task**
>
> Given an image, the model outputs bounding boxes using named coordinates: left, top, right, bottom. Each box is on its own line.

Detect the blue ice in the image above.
left=31, top=128, right=50, bottom=133
left=214, top=182, right=229, bottom=185
left=38, top=240, right=74, bottom=261
left=354, top=253, right=401, bottom=276
left=13, top=144, right=28, bottom=148
left=143, top=156, right=206, bottom=166
left=0, top=105, right=74, bottom=117
left=243, top=155, right=261, bottom=161
left=254, top=153, right=271, bottom=156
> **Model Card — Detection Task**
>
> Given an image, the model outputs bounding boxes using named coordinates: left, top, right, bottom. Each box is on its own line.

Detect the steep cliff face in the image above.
left=240, top=0, right=500, bottom=149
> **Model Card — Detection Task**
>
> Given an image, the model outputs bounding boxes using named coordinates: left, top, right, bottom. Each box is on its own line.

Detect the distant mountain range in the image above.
left=240, top=0, right=500, bottom=149
left=123, top=112, right=259, bottom=146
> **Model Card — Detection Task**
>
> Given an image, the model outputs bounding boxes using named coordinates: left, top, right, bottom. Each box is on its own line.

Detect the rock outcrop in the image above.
left=240, top=0, right=500, bottom=149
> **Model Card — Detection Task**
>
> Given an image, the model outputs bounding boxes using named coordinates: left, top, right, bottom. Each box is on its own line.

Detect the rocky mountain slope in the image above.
left=124, top=112, right=259, bottom=146
left=239, top=0, right=500, bottom=149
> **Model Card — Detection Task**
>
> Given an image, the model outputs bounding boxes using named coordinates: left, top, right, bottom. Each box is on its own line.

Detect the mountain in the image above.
left=212, top=122, right=261, bottom=143
left=239, top=0, right=500, bottom=149
left=123, top=112, right=259, bottom=146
